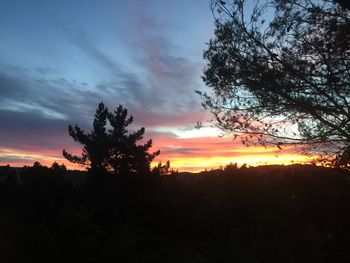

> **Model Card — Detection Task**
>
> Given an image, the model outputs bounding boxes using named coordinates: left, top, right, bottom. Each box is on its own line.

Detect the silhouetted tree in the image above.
left=224, top=162, right=238, bottom=174
left=33, top=161, right=42, bottom=168
left=240, top=163, right=248, bottom=170
left=63, top=102, right=160, bottom=176
left=152, top=160, right=171, bottom=176
left=198, top=0, right=350, bottom=167
left=51, top=162, right=67, bottom=176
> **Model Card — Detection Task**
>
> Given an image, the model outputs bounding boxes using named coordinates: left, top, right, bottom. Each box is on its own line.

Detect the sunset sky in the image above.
left=0, top=0, right=309, bottom=172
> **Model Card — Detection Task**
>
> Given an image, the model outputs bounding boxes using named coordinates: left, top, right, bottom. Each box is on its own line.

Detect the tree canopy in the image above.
left=63, top=102, right=160, bottom=175
left=198, top=0, right=350, bottom=167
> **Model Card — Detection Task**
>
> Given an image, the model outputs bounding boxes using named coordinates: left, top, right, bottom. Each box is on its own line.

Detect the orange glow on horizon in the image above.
left=1, top=136, right=316, bottom=173
left=0, top=147, right=84, bottom=171
left=150, top=135, right=315, bottom=172
left=151, top=151, right=313, bottom=173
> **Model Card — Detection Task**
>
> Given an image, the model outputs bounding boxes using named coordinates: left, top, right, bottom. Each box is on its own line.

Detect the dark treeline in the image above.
left=1, top=163, right=350, bottom=262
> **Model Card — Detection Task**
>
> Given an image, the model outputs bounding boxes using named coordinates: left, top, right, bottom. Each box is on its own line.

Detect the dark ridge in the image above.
left=1, top=164, right=350, bottom=262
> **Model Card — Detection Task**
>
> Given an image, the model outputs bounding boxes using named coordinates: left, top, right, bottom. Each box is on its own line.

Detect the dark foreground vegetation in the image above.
left=1, top=163, right=350, bottom=262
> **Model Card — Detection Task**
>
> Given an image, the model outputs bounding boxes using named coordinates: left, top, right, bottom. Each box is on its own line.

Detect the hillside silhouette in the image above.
left=1, top=163, right=350, bottom=262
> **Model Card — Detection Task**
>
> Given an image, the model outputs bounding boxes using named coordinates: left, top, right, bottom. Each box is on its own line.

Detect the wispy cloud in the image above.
left=60, top=17, right=208, bottom=128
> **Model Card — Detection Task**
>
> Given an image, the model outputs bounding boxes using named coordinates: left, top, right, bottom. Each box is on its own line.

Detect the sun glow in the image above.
left=1, top=131, right=314, bottom=173
left=151, top=152, right=313, bottom=173
left=0, top=148, right=83, bottom=170
left=150, top=132, right=314, bottom=172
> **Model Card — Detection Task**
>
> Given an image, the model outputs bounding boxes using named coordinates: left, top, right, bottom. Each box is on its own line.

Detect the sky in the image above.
left=0, top=0, right=309, bottom=172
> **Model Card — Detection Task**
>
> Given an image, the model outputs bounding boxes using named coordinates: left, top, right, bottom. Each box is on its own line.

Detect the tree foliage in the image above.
left=336, top=0, right=350, bottom=10
left=63, top=102, right=160, bottom=175
left=198, top=0, right=350, bottom=167
left=152, top=160, right=172, bottom=176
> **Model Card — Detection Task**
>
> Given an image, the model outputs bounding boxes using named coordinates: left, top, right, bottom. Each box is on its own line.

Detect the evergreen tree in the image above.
left=63, top=102, right=160, bottom=175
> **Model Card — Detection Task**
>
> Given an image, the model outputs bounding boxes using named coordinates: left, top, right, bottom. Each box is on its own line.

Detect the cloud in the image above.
left=34, top=66, right=52, bottom=75
left=0, top=63, right=106, bottom=123
left=64, top=20, right=208, bottom=129
left=0, top=64, right=105, bottom=161
left=60, top=24, right=207, bottom=129
left=0, top=109, right=71, bottom=149
left=0, top=15, right=212, bottom=170
left=0, top=71, right=26, bottom=97
left=69, top=28, right=122, bottom=76
left=0, top=65, right=307, bottom=172
left=109, top=16, right=208, bottom=128
left=149, top=133, right=310, bottom=171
